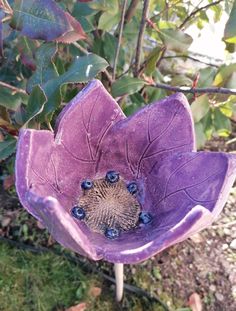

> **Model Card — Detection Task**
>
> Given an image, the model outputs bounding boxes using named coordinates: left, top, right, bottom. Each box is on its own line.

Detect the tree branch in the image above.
left=0, top=81, right=27, bottom=95
left=124, top=0, right=139, bottom=24
left=179, top=0, right=223, bottom=29
left=134, top=0, right=150, bottom=77
left=163, top=54, right=220, bottom=68
left=112, top=0, right=128, bottom=80
left=153, top=82, right=236, bottom=96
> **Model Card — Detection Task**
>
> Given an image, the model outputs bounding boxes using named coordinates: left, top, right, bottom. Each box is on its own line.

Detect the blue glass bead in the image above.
left=71, top=206, right=86, bottom=220
left=127, top=182, right=138, bottom=195
left=139, top=212, right=152, bottom=224
left=105, top=171, right=119, bottom=183
left=81, top=180, right=93, bottom=190
left=104, top=228, right=120, bottom=239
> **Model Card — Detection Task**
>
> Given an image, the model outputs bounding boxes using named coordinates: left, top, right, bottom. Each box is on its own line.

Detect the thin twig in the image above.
left=226, top=137, right=236, bottom=145
left=0, top=237, right=170, bottom=310
left=124, top=0, right=139, bottom=24
left=134, top=0, right=150, bottom=77
left=153, top=82, right=236, bottom=95
left=73, top=42, right=88, bottom=55
left=72, top=42, right=113, bottom=84
left=112, top=0, right=128, bottom=80
left=151, top=0, right=181, bottom=19
left=0, top=81, right=27, bottom=95
left=163, top=54, right=220, bottom=68
left=179, top=0, right=223, bottom=29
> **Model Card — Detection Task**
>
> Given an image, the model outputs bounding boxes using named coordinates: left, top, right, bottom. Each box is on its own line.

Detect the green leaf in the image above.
left=73, top=2, right=96, bottom=17
left=159, top=29, right=193, bottom=52
left=210, top=3, right=222, bottom=22
left=24, top=85, right=47, bottom=125
left=194, top=122, right=206, bottom=149
left=0, top=88, right=23, bottom=111
left=191, top=95, right=210, bottom=123
left=145, top=46, right=163, bottom=75
left=98, top=12, right=120, bottom=31
left=27, top=43, right=59, bottom=93
left=224, top=0, right=236, bottom=43
left=198, top=67, right=217, bottom=88
left=219, top=101, right=233, bottom=118
left=78, top=16, right=94, bottom=33
left=41, top=54, right=108, bottom=118
left=202, top=111, right=213, bottom=140
left=213, top=63, right=236, bottom=87
left=46, top=54, right=108, bottom=88
left=0, top=136, right=17, bottom=160
left=89, top=0, right=119, bottom=14
left=111, top=77, right=146, bottom=97
left=170, top=75, right=192, bottom=87
left=17, top=36, right=37, bottom=70
left=213, top=108, right=231, bottom=136
left=102, top=32, right=118, bottom=66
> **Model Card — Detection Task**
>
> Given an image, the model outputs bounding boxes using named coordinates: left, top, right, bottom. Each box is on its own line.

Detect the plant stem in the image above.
left=179, top=0, right=223, bottom=29
left=0, top=81, right=27, bottom=95
left=134, top=0, right=150, bottom=77
left=124, top=0, right=139, bottom=24
left=153, top=82, right=236, bottom=96
left=112, top=0, right=128, bottom=80
left=114, top=263, right=124, bottom=302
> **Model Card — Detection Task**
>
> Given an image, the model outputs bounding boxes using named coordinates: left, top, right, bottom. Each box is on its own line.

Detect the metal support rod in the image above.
left=114, top=263, right=124, bottom=302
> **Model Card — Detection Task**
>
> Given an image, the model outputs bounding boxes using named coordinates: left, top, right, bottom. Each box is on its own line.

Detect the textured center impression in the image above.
left=73, top=171, right=141, bottom=238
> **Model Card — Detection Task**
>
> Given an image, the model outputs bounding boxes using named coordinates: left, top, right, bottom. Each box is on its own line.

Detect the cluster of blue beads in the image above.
left=71, top=171, right=152, bottom=240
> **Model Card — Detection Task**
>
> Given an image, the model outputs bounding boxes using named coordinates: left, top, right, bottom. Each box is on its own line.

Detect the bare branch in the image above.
left=113, top=0, right=128, bottom=80
left=124, top=0, right=139, bottom=24
left=153, top=82, right=236, bottom=96
left=179, top=0, right=223, bottom=29
left=134, top=0, right=150, bottom=77
left=0, top=81, right=27, bottom=95
left=163, top=54, right=220, bottom=68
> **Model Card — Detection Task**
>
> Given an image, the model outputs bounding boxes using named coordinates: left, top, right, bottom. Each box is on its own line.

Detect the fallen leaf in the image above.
left=36, top=220, right=45, bottom=230
left=89, top=286, right=102, bottom=298
left=1, top=216, right=11, bottom=227
left=188, top=293, right=202, bottom=311
left=66, top=302, right=87, bottom=311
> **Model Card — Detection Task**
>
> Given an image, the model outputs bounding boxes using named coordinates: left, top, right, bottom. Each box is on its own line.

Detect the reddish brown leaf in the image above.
left=89, top=286, right=102, bottom=298
left=66, top=302, right=87, bottom=311
left=188, top=293, right=203, bottom=311
left=55, top=12, right=87, bottom=44
left=36, top=220, right=45, bottom=230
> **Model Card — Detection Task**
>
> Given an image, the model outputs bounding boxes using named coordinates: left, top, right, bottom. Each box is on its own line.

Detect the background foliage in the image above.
left=1, top=0, right=236, bottom=179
